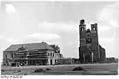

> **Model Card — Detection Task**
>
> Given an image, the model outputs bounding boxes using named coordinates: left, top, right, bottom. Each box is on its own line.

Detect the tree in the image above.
left=50, top=45, right=60, bottom=53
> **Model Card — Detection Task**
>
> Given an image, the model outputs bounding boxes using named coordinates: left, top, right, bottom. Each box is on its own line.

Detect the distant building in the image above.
left=105, top=57, right=117, bottom=63
left=2, top=42, right=63, bottom=66
left=79, top=19, right=106, bottom=63
left=55, top=58, right=80, bottom=65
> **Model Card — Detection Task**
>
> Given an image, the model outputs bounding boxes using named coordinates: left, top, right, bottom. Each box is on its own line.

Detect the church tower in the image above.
left=79, top=19, right=86, bottom=63
left=79, top=19, right=106, bottom=63
left=79, top=19, right=86, bottom=47
left=91, top=23, right=100, bottom=62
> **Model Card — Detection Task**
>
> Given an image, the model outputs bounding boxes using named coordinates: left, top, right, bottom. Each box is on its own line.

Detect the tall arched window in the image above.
left=81, top=27, right=84, bottom=31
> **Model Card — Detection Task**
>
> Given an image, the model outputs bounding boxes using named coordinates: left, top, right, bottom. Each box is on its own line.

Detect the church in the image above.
left=79, top=19, right=106, bottom=63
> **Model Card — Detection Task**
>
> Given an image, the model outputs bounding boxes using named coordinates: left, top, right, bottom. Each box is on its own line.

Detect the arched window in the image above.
left=93, top=27, right=96, bottom=30
left=81, top=27, right=84, bottom=31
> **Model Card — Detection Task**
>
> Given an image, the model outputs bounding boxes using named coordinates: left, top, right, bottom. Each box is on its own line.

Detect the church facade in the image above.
left=79, top=19, right=106, bottom=63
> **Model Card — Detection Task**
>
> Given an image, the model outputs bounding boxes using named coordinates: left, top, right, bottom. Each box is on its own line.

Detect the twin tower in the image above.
left=79, top=19, right=106, bottom=63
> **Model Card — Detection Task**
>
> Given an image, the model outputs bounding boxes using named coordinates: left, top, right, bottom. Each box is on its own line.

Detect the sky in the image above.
left=0, top=1, right=119, bottom=63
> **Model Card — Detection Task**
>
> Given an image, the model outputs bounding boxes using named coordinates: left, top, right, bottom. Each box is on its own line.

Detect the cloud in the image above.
left=0, top=35, right=23, bottom=50
left=24, top=32, right=61, bottom=44
left=0, top=35, right=5, bottom=39
left=5, top=4, right=16, bottom=14
left=0, top=35, right=21, bottom=64
left=98, top=24, right=112, bottom=32
left=38, top=21, right=78, bottom=33
left=0, top=35, right=21, bottom=44
left=99, top=37, right=118, bottom=57
left=110, top=20, right=118, bottom=28
left=26, top=32, right=61, bottom=40
left=0, top=33, right=61, bottom=48
left=97, top=2, right=119, bottom=29
left=97, top=2, right=119, bottom=57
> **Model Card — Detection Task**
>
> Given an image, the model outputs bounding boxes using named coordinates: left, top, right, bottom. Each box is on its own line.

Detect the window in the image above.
left=81, top=27, right=84, bottom=31
left=55, top=59, right=57, bottom=63
left=52, top=53, right=54, bottom=57
left=50, top=53, right=52, bottom=56
left=93, top=27, right=96, bottom=30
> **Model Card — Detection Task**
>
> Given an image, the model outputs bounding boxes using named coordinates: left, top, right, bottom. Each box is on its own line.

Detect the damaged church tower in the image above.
left=79, top=19, right=106, bottom=63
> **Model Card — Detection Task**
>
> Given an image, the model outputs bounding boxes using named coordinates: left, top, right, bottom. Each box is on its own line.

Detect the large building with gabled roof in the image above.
left=2, top=42, right=63, bottom=66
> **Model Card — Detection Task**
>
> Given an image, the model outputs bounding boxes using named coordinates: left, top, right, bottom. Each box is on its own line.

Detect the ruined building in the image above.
left=79, top=19, right=106, bottom=63
left=2, top=42, right=63, bottom=66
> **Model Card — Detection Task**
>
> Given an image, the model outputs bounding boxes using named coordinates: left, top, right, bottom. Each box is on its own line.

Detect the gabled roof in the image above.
left=4, top=42, right=53, bottom=52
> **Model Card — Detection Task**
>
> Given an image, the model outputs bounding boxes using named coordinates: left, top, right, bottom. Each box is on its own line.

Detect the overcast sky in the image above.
left=0, top=1, right=119, bottom=63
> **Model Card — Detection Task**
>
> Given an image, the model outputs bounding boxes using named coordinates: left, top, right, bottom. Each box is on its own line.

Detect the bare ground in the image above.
left=1, top=63, right=118, bottom=75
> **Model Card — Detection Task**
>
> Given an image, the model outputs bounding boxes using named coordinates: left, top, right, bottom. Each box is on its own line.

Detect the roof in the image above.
left=4, top=42, right=53, bottom=52
left=86, top=29, right=91, bottom=33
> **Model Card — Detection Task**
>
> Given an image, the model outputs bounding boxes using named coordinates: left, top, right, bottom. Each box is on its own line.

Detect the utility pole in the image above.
left=91, top=52, right=93, bottom=63
left=83, top=54, right=85, bottom=63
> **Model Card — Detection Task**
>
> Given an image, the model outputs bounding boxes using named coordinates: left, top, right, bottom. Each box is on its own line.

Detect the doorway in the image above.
left=50, top=59, right=52, bottom=65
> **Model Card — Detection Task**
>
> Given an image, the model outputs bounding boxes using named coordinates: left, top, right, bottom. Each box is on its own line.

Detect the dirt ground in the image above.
left=1, top=63, right=118, bottom=75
